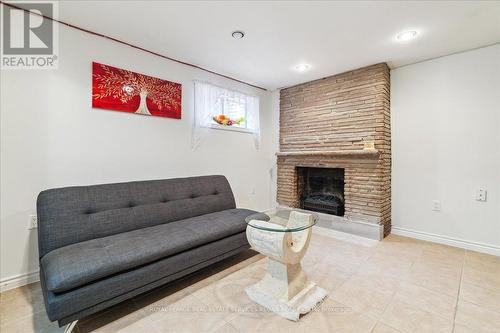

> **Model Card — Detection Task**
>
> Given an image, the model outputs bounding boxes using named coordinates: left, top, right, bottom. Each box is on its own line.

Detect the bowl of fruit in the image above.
left=213, top=114, right=245, bottom=126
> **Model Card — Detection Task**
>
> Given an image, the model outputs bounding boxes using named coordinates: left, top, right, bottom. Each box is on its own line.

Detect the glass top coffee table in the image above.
left=245, top=210, right=317, bottom=233
left=244, top=209, right=327, bottom=321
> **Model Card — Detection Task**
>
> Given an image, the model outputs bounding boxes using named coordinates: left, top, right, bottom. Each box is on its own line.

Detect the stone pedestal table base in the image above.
left=245, top=211, right=327, bottom=321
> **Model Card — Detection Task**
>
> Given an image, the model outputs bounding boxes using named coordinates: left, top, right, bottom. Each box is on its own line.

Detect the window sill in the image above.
left=207, top=124, right=254, bottom=134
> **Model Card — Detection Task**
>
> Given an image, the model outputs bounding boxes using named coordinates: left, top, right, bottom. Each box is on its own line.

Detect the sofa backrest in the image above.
left=37, top=175, right=236, bottom=257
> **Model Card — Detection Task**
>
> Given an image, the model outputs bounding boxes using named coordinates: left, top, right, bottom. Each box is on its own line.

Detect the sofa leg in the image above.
left=64, top=320, right=78, bottom=333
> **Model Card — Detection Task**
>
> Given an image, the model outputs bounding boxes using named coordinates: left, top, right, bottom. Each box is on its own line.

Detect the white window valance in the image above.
left=192, top=81, right=260, bottom=149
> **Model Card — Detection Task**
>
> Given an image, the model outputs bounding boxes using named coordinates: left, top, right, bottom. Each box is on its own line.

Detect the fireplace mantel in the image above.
left=276, top=149, right=380, bottom=159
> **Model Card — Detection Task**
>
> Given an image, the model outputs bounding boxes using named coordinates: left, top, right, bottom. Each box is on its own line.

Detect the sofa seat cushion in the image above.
left=41, top=208, right=255, bottom=293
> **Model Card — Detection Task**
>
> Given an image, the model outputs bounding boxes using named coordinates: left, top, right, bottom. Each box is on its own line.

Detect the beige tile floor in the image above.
left=1, top=229, right=500, bottom=333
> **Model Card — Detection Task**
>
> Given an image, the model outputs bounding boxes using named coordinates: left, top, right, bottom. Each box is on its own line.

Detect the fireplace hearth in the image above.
left=297, top=167, right=345, bottom=216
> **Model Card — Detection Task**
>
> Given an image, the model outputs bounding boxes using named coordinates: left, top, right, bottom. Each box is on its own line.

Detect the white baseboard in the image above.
left=391, top=227, right=500, bottom=257
left=0, top=270, right=40, bottom=292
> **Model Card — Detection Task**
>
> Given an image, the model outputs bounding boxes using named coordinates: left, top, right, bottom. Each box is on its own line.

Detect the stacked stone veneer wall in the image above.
left=277, top=63, right=391, bottom=236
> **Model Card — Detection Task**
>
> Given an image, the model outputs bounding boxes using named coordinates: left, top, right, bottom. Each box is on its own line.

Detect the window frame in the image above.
left=194, top=80, right=259, bottom=136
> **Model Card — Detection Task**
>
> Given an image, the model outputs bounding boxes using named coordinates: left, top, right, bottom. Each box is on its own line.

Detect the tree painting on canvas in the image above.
left=92, top=62, right=182, bottom=119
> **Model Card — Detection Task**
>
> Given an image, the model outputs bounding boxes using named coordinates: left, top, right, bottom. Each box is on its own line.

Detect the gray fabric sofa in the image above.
left=36, top=175, right=256, bottom=326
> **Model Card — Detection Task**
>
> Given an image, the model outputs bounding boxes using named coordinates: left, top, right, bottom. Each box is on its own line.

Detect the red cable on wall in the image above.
left=0, top=1, right=267, bottom=91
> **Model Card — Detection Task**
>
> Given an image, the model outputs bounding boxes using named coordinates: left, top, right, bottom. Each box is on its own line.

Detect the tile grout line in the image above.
left=375, top=246, right=421, bottom=332
left=403, top=248, right=465, bottom=302
left=223, top=320, right=240, bottom=333
left=451, top=250, right=466, bottom=332
left=375, top=287, right=400, bottom=331
left=455, top=254, right=500, bottom=294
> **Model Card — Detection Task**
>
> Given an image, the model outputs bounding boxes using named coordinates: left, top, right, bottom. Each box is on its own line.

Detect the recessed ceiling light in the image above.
left=231, top=31, right=245, bottom=39
left=294, top=64, right=311, bottom=72
left=396, top=30, right=417, bottom=41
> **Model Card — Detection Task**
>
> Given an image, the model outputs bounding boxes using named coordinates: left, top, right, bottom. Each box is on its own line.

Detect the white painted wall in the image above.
left=391, top=44, right=500, bottom=253
left=0, top=25, right=277, bottom=285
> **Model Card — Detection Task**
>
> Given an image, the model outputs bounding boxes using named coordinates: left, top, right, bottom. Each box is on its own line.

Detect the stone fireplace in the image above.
left=277, top=63, right=391, bottom=238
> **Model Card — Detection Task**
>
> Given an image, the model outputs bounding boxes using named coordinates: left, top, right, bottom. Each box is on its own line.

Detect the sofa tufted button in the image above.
left=213, top=190, right=219, bottom=195
left=161, top=199, right=169, bottom=203
left=128, top=202, right=135, bottom=208
left=84, top=209, right=94, bottom=214
left=190, top=194, right=197, bottom=199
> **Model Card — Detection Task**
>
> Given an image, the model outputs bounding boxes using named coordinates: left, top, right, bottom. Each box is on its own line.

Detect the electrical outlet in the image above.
left=28, top=214, right=38, bottom=229
left=432, top=200, right=441, bottom=211
left=476, top=188, right=487, bottom=202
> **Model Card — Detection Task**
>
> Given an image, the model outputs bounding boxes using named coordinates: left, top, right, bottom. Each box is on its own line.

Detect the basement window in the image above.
left=193, top=81, right=260, bottom=147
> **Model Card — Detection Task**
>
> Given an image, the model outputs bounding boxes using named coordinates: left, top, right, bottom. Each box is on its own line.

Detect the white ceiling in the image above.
left=58, top=1, right=500, bottom=90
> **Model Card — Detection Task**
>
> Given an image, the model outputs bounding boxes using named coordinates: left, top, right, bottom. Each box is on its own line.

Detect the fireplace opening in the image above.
left=297, top=167, right=345, bottom=216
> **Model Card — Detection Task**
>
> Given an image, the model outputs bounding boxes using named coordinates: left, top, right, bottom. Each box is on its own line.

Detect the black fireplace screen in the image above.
left=297, top=167, right=345, bottom=216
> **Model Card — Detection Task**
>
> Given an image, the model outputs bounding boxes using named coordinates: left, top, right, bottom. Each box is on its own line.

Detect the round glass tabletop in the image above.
left=245, top=209, right=318, bottom=233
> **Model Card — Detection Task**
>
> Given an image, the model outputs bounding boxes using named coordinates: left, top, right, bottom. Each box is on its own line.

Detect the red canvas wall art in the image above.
left=92, top=62, right=182, bottom=119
